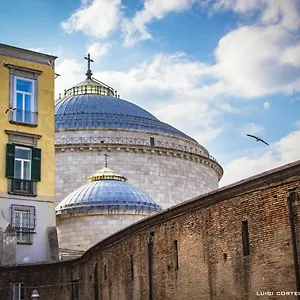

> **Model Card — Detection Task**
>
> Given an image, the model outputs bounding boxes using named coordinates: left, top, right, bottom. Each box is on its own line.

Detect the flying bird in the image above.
left=5, top=107, right=16, bottom=114
left=246, top=134, right=269, bottom=146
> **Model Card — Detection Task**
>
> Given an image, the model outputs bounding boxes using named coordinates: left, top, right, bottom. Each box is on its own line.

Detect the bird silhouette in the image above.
left=246, top=134, right=269, bottom=146
left=5, top=107, right=16, bottom=114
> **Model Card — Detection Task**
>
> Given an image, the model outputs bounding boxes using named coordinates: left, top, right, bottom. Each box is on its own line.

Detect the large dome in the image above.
left=56, top=167, right=162, bottom=214
left=55, top=76, right=195, bottom=142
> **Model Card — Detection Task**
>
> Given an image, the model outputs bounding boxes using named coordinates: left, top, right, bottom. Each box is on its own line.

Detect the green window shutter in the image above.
left=6, top=144, right=15, bottom=178
left=31, top=148, right=41, bottom=182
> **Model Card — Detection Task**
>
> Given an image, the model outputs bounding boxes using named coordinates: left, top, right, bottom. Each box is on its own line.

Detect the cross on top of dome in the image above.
left=84, top=53, right=94, bottom=79
left=63, top=53, right=119, bottom=98
left=104, top=152, right=108, bottom=168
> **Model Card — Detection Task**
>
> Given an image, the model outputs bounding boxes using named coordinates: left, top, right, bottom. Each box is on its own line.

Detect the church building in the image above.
left=54, top=54, right=223, bottom=251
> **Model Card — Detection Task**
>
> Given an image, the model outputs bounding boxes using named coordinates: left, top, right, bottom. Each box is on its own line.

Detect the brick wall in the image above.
left=1, top=161, right=299, bottom=300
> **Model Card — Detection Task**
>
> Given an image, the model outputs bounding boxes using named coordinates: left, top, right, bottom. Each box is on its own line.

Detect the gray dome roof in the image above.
left=55, top=94, right=195, bottom=142
left=56, top=168, right=162, bottom=214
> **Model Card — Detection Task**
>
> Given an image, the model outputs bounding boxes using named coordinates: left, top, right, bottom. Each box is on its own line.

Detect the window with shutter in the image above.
left=32, top=147, right=41, bottom=182
left=5, top=143, right=15, bottom=178
left=6, top=143, right=41, bottom=196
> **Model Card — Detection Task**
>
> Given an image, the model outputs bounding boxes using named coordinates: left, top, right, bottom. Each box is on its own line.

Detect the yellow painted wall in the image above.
left=0, top=54, right=55, bottom=199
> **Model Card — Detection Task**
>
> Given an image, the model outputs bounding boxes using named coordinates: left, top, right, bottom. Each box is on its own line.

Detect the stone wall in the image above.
left=57, top=211, right=154, bottom=251
left=55, top=129, right=221, bottom=209
left=2, top=161, right=299, bottom=300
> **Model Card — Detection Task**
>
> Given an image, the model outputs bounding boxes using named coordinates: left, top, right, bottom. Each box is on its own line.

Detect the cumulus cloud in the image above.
left=220, top=130, right=300, bottom=186
left=280, top=44, right=300, bottom=68
left=56, top=0, right=300, bottom=143
left=87, top=42, right=111, bottom=58
left=61, top=0, right=122, bottom=38
left=213, top=25, right=300, bottom=98
left=55, top=59, right=85, bottom=97
left=213, top=0, right=300, bottom=30
left=122, top=0, right=196, bottom=46
left=92, top=52, right=225, bottom=142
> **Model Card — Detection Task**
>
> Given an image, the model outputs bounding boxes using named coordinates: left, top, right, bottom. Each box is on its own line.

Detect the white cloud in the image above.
left=264, top=101, right=270, bottom=109
left=29, top=47, right=44, bottom=53
left=55, top=59, right=85, bottom=98
left=241, top=122, right=264, bottom=135
left=56, top=0, right=300, bottom=143
left=122, top=0, right=196, bottom=46
left=213, top=0, right=300, bottom=30
left=61, top=0, right=122, bottom=38
left=221, top=130, right=300, bottom=186
left=280, top=44, right=300, bottom=68
left=87, top=42, right=111, bottom=58
left=91, top=52, right=226, bottom=142
left=213, top=25, right=300, bottom=98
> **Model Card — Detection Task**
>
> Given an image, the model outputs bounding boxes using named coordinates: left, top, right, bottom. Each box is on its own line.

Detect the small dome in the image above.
left=56, top=167, right=161, bottom=214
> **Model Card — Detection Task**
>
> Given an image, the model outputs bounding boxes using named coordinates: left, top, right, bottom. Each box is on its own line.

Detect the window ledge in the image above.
left=8, top=191, right=37, bottom=197
left=17, top=242, right=33, bottom=245
left=9, top=120, right=38, bottom=127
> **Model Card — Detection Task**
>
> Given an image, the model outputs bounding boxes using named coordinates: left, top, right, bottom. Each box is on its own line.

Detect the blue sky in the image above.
left=1, top=0, right=300, bottom=185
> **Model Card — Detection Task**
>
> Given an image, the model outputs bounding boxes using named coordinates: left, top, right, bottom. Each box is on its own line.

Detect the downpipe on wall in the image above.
left=287, top=189, right=300, bottom=299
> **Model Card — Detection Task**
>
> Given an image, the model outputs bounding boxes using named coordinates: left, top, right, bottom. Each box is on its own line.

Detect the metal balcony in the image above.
left=10, top=179, right=36, bottom=196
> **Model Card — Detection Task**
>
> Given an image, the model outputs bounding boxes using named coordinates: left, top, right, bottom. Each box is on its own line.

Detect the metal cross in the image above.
left=104, top=153, right=108, bottom=168
left=84, top=53, right=94, bottom=78
left=84, top=53, right=94, bottom=70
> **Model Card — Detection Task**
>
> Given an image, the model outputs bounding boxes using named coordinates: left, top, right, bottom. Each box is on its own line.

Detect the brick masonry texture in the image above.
left=1, top=160, right=299, bottom=300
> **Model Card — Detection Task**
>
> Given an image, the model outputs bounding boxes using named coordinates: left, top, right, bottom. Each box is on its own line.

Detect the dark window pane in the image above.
left=15, top=148, right=31, bottom=160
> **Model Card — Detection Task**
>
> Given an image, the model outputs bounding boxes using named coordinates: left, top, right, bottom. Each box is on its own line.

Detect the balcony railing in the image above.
left=55, top=136, right=218, bottom=162
left=9, top=109, right=38, bottom=126
left=65, top=85, right=115, bottom=97
left=10, top=179, right=35, bottom=196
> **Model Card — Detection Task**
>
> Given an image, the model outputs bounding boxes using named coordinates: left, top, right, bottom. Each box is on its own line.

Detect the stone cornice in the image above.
left=0, top=43, right=57, bottom=65
left=5, top=130, right=42, bottom=139
left=3, top=63, right=43, bottom=75
left=56, top=209, right=155, bottom=218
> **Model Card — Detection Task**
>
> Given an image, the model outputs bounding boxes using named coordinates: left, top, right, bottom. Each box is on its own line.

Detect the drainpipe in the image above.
left=148, top=232, right=155, bottom=300
left=287, top=189, right=300, bottom=299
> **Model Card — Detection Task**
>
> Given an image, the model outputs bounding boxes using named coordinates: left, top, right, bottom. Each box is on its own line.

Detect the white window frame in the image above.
left=13, top=76, right=36, bottom=124
left=14, top=146, right=32, bottom=180
left=14, top=210, right=30, bottom=243
left=13, top=282, right=25, bottom=300
left=11, top=204, right=36, bottom=244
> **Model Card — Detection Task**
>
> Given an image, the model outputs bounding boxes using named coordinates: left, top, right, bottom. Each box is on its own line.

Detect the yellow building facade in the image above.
left=0, top=43, right=58, bottom=265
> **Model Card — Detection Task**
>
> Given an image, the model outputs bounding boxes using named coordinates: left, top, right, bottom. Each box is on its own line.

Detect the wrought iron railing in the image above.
left=10, top=179, right=35, bottom=196
left=9, top=109, right=38, bottom=126
left=55, top=136, right=218, bottom=162
left=64, top=85, right=115, bottom=97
